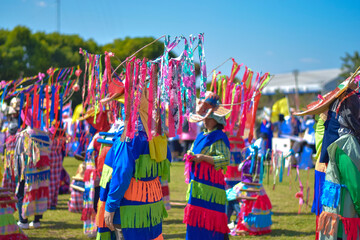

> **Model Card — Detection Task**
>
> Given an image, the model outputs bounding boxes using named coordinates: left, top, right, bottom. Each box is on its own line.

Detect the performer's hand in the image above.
left=104, top=211, right=115, bottom=231
left=192, top=154, right=204, bottom=163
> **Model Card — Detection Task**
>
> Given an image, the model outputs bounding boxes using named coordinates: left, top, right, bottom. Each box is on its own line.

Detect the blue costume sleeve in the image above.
left=105, top=140, right=135, bottom=212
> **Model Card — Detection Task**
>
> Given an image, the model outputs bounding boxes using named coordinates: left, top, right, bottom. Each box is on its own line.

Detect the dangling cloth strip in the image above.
left=167, top=60, right=178, bottom=138
left=33, top=85, right=39, bottom=129
left=82, top=51, right=89, bottom=110
left=59, top=93, right=63, bottom=127
left=131, top=59, right=145, bottom=138
left=31, top=93, right=34, bottom=129
left=1, top=85, right=7, bottom=108
left=248, top=90, right=262, bottom=143
left=122, top=57, right=135, bottom=141
left=317, top=212, right=339, bottom=236
left=22, top=93, right=30, bottom=129
left=342, top=217, right=360, bottom=240
left=151, top=64, right=159, bottom=138
left=127, top=58, right=139, bottom=139
left=45, top=85, right=50, bottom=129
left=198, top=33, right=207, bottom=99
left=147, top=63, right=155, bottom=141
left=295, top=165, right=304, bottom=214
left=38, top=85, right=44, bottom=128
left=54, top=85, right=60, bottom=127
left=259, top=155, right=265, bottom=184
left=19, top=93, right=24, bottom=128
left=250, top=146, right=258, bottom=174
left=210, top=71, right=217, bottom=93
left=50, top=85, right=55, bottom=126
left=176, top=63, right=183, bottom=136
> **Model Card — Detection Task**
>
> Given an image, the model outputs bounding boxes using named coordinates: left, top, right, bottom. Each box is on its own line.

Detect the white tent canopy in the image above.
left=262, top=68, right=343, bottom=95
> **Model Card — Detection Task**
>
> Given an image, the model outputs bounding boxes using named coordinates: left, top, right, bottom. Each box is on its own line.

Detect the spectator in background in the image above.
left=302, top=115, right=316, bottom=153
left=290, top=108, right=302, bottom=136
left=277, top=114, right=292, bottom=137
left=260, top=118, right=273, bottom=150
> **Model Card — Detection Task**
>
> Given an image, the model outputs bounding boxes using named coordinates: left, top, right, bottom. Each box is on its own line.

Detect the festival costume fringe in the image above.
left=134, top=156, right=171, bottom=182
left=183, top=204, right=229, bottom=234
left=96, top=231, right=116, bottom=240
left=22, top=187, right=49, bottom=203
left=243, top=212, right=273, bottom=229
left=321, top=181, right=341, bottom=208
left=124, top=177, right=163, bottom=203
left=96, top=201, right=106, bottom=228
left=194, top=161, right=226, bottom=186
left=317, top=211, right=339, bottom=236
left=120, top=201, right=168, bottom=229
left=186, top=180, right=227, bottom=205
left=99, top=164, right=112, bottom=189
left=184, top=155, right=226, bottom=185
left=342, top=217, right=360, bottom=240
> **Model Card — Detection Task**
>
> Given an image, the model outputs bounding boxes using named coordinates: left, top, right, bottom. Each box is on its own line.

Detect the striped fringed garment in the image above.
left=1, top=135, right=17, bottom=193
left=48, top=138, right=65, bottom=209
left=227, top=159, right=272, bottom=236
left=183, top=130, right=231, bottom=240
left=16, top=129, right=51, bottom=219
left=81, top=133, right=99, bottom=237
left=0, top=188, right=28, bottom=240
left=68, top=180, right=84, bottom=213
left=96, top=132, right=171, bottom=240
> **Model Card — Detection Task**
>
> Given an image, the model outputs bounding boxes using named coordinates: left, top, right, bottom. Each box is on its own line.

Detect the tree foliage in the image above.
left=340, top=51, right=360, bottom=79
left=0, top=26, right=167, bottom=80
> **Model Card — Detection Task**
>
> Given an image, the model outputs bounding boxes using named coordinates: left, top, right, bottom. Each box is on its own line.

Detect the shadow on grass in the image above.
left=49, top=206, right=70, bottom=210
left=41, top=221, right=83, bottom=229
left=163, top=219, right=184, bottom=225
left=164, top=233, right=186, bottom=239
left=28, top=238, right=80, bottom=240
left=170, top=204, right=186, bottom=209
left=271, top=229, right=315, bottom=237
left=273, top=211, right=313, bottom=216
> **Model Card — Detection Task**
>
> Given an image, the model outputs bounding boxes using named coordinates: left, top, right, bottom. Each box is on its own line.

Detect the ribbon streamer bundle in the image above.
left=209, top=58, right=270, bottom=142
left=0, top=66, right=81, bottom=130
left=80, top=34, right=208, bottom=140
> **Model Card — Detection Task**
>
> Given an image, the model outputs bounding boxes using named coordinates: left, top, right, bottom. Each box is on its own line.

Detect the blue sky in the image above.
left=1, top=0, right=360, bottom=75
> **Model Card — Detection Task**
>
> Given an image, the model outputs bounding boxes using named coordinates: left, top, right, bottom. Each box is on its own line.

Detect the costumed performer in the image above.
left=317, top=81, right=360, bottom=240
left=48, top=127, right=66, bottom=209
left=227, top=133, right=272, bottom=236
left=183, top=92, right=231, bottom=240
left=68, top=162, right=85, bottom=213
left=16, top=109, right=51, bottom=229
left=79, top=108, right=111, bottom=237
left=96, top=81, right=171, bottom=240
left=1, top=123, right=18, bottom=193
left=293, top=78, right=355, bottom=239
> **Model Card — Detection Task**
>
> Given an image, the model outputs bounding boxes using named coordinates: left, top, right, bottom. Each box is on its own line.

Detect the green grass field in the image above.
left=17, top=157, right=316, bottom=240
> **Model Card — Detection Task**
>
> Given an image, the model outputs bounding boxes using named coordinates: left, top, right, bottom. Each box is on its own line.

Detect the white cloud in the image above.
left=299, top=58, right=320, bottom=63
left=36, top=1, right=47, bottom=7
